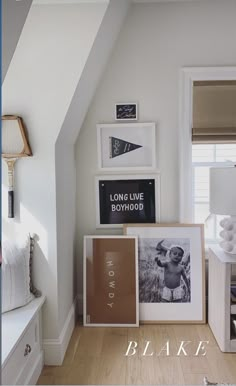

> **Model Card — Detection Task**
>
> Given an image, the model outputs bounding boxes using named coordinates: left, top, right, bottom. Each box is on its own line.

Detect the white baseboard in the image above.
left=26, top=351, right=44, bottom=385
left=43, top=298, right=76, bottom=365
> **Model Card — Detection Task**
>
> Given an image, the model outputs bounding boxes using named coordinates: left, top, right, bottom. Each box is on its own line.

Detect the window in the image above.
left=192, top=144, right=236, bottom=243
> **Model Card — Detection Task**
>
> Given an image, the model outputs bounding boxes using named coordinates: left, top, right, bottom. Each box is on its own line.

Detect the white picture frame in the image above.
left=124, top=224, right=206, bottom=324
left=95, top=174, right=160, bottom=229
left=83, top=235, right=139, bottom=327
left=97, top=122, right=156, bottom=171
left=115, top=103, right=138, bottom=121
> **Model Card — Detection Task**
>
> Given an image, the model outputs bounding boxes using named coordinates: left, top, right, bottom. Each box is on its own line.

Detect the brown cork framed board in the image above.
left=83, top=235, right=139, bottom=327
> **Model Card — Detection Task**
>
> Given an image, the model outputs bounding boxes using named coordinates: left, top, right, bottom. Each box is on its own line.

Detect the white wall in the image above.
left=2, top=2, right=108, bottom=342
left=55, top=0, right=131, bottom=331
left=2, top=0, right=33, bottom=82
left=2, top=0, right=131, bottom=363
left=75, top=0, right=236, bottom=294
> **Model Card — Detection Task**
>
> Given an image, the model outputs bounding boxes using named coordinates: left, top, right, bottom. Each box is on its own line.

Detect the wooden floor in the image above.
left=37, top=323, right=236, bottom=385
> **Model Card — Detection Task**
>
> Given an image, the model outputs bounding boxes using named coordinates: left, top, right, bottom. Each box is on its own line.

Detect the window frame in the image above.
left=179, top=67, right=236, bottom=224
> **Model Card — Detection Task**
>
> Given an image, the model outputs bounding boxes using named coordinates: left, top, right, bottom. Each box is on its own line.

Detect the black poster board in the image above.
left=115, top=104, right=137, bottom=120
left=98, top=178, right=156, bottom=226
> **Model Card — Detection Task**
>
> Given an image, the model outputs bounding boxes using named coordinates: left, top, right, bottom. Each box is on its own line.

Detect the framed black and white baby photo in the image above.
left=124, top=223, right=205, bottom=324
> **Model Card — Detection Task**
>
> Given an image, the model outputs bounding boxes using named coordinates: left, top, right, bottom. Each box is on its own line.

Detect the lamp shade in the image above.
left=210, top=166, right=236, bottom=215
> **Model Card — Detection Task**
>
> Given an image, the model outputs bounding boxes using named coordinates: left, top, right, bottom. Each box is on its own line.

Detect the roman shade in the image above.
left=192, top=81, right=236, bottom=144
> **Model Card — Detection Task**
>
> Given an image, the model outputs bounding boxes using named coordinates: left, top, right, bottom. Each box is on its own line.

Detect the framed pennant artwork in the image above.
left=97, top=122, right=156, bottom=171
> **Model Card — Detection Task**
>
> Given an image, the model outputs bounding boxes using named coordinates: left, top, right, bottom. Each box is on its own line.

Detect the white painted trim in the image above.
left=83, top=235, right=139, bottom=327
left=179, top=67, right=236, bottom=223
left=33, top=0, right=108, bottom=4
left=43, top=300, right=76, bottom=365
left=26, top=351, right=44, bottom=385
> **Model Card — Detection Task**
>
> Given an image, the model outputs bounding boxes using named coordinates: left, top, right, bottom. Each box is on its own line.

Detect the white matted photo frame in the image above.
left=83, top=235, right=139, bottom=327
left=97, top=122, right=156, bottom=171
left=124, top=224, right=206, bottom=324
left=95, top=174, right=160, bottom=228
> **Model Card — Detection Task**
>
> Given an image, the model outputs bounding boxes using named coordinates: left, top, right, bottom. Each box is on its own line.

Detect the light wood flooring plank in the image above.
left=205, top=346, right=236, bottom=384
left=37, top=375, right=54, bottom=385
left=73, top=326, right=105, bottom=359
left=37, top=323, right=236, bottom=385
left=125, top=356, right=164, bottom=385
left=183, top=372, right=213, bottom=385
left=96, top=355, right=127, bottom=385
left=61, top=325, right=81, bottom=366
left=158, top=356, right=185, bottom=385
left=196, top=324, right=218, bottom=348
left=58, top=356, right=100, bottom=385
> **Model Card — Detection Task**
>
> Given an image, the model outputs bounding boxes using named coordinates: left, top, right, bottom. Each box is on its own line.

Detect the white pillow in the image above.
left=2, top=239, right=34, bottom=313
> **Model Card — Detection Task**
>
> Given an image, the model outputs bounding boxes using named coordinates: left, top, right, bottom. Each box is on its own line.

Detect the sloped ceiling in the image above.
left=2, top=0, right=33, bottom=83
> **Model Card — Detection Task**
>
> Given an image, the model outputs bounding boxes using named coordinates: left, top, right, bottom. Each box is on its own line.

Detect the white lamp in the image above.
left=210, top=166, right=236, bottom=254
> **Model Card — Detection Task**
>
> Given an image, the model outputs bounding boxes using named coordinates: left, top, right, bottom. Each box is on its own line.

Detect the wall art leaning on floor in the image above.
left=83, top=235, right=139, bottom=327
left=124, top=223, right=206, bottom=324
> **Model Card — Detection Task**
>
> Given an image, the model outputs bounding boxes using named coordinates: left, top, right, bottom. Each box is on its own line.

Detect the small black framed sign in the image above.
left=95, top=174, right=160, bottom=228
left=115, top=103, right=137, bottom=121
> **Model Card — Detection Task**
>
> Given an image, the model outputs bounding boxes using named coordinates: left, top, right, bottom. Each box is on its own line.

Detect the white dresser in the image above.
left=2, top=296, right=45, bottom=385
left=208, top=246, right=236, bottom=352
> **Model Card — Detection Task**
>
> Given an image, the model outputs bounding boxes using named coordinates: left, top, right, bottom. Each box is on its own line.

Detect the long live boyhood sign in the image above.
left=98, top=178, right=156, bottom=226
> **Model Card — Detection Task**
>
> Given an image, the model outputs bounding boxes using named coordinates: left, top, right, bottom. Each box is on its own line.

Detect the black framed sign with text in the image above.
left=95, top=175, right=160, bottom=228
left=115, top=103, right=137, bottom=120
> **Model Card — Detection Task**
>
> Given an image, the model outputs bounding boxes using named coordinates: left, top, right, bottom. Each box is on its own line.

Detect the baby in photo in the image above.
left=155, top=240, right=190, bottom=302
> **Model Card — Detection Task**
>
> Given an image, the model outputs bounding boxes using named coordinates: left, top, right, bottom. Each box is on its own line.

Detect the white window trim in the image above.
left=179, top=66, right=236, bottom=223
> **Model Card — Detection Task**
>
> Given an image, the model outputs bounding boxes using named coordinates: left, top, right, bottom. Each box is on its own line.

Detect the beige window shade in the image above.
left=192, top=81, right=236, bottom=144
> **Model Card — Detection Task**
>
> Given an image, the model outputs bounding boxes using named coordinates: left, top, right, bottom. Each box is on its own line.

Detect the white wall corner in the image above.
left=43, top=299, right=76, bottom=365
left=58, top=0, right=131, bottom=144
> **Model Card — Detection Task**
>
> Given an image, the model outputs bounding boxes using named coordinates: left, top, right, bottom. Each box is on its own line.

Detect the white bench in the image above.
left=2, top=296, right=45, bottom=385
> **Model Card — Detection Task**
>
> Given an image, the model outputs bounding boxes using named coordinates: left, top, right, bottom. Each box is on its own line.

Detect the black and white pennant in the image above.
left=109, top=136, right=142, bottom=158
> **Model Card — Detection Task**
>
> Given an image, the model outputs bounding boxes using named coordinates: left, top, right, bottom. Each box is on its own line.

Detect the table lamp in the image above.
left=210, top=166, right=236, bottom=254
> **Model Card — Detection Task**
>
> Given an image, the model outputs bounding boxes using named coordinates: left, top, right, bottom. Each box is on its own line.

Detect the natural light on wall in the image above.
left=192, top=80, right=236, bottom=243
left=192, top=144, right=236, bottom=242
left=2, top=183, right=48, bottom=258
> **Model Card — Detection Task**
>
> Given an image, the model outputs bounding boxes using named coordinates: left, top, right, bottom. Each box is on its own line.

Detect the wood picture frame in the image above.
left=95, top=174, right=160, bottom=228
left=124, top=223, right=206, bottom=324
left=97, top=122, right=156, bottom=171
left=2, top=115, right=32, bottom=158
left=83, top=235, right=139, bottom=327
